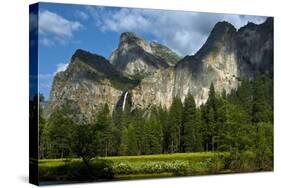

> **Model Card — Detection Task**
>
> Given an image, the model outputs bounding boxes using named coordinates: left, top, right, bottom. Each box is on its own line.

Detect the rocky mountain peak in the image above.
left=209, top=21, right=237, bottom=43
left=109, top=32, right=172, bottom=77
left=238, top=17, right=273, bottom=33
left=196, top=21, right=237, bottom=59
left=237, top=17, right=273, bottom=76
left=150, top=41, right=181, bottom=66
left=71, top=49, right=107, bottom=65
left=263, top=17, right=273, bottom=26
left=117, top=31, right=153, bottom=53
left=120, top=32, right=140, bottom=43
left=212, top=21, right=236, bottom=33
left=150, top=41, right=169, bottom=50
left=48, top=18, right=273, bottom=123
left=48, top=49, right=139, bottom=123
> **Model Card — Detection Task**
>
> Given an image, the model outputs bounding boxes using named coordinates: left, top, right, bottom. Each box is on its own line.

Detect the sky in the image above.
left=32, top=2, right=267, bottom=100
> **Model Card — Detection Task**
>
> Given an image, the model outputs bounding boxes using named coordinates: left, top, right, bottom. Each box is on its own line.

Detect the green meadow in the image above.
left=39, top=151, right=271, bottom=182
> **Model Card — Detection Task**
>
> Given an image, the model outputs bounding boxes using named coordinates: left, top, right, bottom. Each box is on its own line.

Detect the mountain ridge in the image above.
left=109, top=31, right=180, bottom=78
left=47, top=18, right=273, bottom=122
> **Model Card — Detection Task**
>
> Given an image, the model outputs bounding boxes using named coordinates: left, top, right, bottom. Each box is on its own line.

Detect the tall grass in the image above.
left=39, top=151, right=272, bottom=182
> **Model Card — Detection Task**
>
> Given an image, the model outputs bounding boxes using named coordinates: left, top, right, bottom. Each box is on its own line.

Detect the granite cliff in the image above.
left=47, top=18, right=273, bottom=122
left=109, top=32, right=180, bottom=78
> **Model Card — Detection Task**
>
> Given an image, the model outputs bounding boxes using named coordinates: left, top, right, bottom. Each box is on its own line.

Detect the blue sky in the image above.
left=33, top=2, right=267, bottom=100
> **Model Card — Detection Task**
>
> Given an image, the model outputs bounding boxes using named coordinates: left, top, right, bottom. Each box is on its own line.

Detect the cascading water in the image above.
left=122, top=91, right=128, bottom=111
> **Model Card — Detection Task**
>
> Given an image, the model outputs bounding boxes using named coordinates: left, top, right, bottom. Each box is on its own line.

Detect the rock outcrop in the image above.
left=47, top=18, right=273, bottom=121
left=109, top=32, right=180, bottom=78
left=131, top=21, right=240, bottom=109
left=237, top=17, right=273, bottom=77
left=48, top=49, right=138, bottom=123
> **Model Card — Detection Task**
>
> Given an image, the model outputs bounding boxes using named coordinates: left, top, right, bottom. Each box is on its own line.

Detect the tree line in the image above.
left=38, top=74, right=273, bottom=167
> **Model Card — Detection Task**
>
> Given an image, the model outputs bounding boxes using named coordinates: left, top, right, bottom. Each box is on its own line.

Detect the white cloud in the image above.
left=39, top=10, right=82, bottom=46
left=55, top=63, right=69, bottom=75
left=76, top=10, right=89, bottom=20
left=88, top=7, right=267, bottom=55
left=39, top=37, right=53, bottom=47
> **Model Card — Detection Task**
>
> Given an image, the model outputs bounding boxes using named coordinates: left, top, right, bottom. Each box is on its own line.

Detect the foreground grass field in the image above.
left=39, top=152, right=235, bottom=182
left=39, top=150, right=274, bottom=183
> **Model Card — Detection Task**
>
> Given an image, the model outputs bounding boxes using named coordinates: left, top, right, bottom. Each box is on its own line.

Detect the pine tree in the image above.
left=149, top=113, right=163, bottom=154
left=47, top=109, right=73, bottom=158
left=207, top=107, right=216, bottom=151
left=201, top=83, right=218, bottom=151
left=254, top=122, right=273, bottom=170
left=216, top=95, right=254, bottom=152
left=131, top=108, right=145, bottom=155
left=216, top=97, right=228, bottom=151
left=142, top=111, right=164, bottom=155
left=221, top=88, right=227, bottom=100
left=236, top=79, right=253, bottom=115
left=95, top=104, right=114, bottom=156
left=158, top=106, right=169, bottom=153
left=252, top=77, right=272, bottom=124
left=182, top=93, right=202, bottom=152
left=194, top=110, right=203, bottom=151
left=112, top=108, right=126, bottom=155
left=168, top=97, right=183, bottom=153
left=119, top=128, right=129, bottom=156
left=127, top=124, right=138, bottom=155
left=143, top=120, right=152, bottom=154
left=208, top=82, right=218, bottom=118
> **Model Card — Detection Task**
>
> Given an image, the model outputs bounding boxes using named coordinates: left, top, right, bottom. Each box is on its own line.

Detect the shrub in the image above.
left=39, top=164, right=69, bottom=181
left=228, top=148, right=242, bottom=171
left=207, top=154, right=225, bottom=173
left=240, top=151, right=256, bottom=171
left=112, top=160, right=193, bottom=175
left=90, top=159, right=114, bottom=179
left=66, top=161, right=92, bottom=180
left=168, top=160, right=193, bottom=175
left=228, top=149, right=258, bottom=172
left=113, top=162, right=134, bottom=175
left=254, top=146, right=273, bottom=171
left=40, top=159, right=114, bottom=181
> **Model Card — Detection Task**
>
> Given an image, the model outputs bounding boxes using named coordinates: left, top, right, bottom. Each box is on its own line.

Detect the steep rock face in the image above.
left=185, top=21, right=238, bottom=105
left=237, top=18, right=273, bottom=76
left=131, top=21, right=240, bottom=109
left=48, top=49, right=136, bottom=123
left=48, top=18, right=273, bottom=120
left=150, top=41, right=181, bottom=66
left=131, top=19, right=273, bottom=109
left=131, top=68, right=175, bottom=110
left=109, top=32, right=179, bottom=77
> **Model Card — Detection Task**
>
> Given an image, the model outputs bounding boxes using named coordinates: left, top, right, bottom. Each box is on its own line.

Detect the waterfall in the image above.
left=122, top=91, right=128, bottom=111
